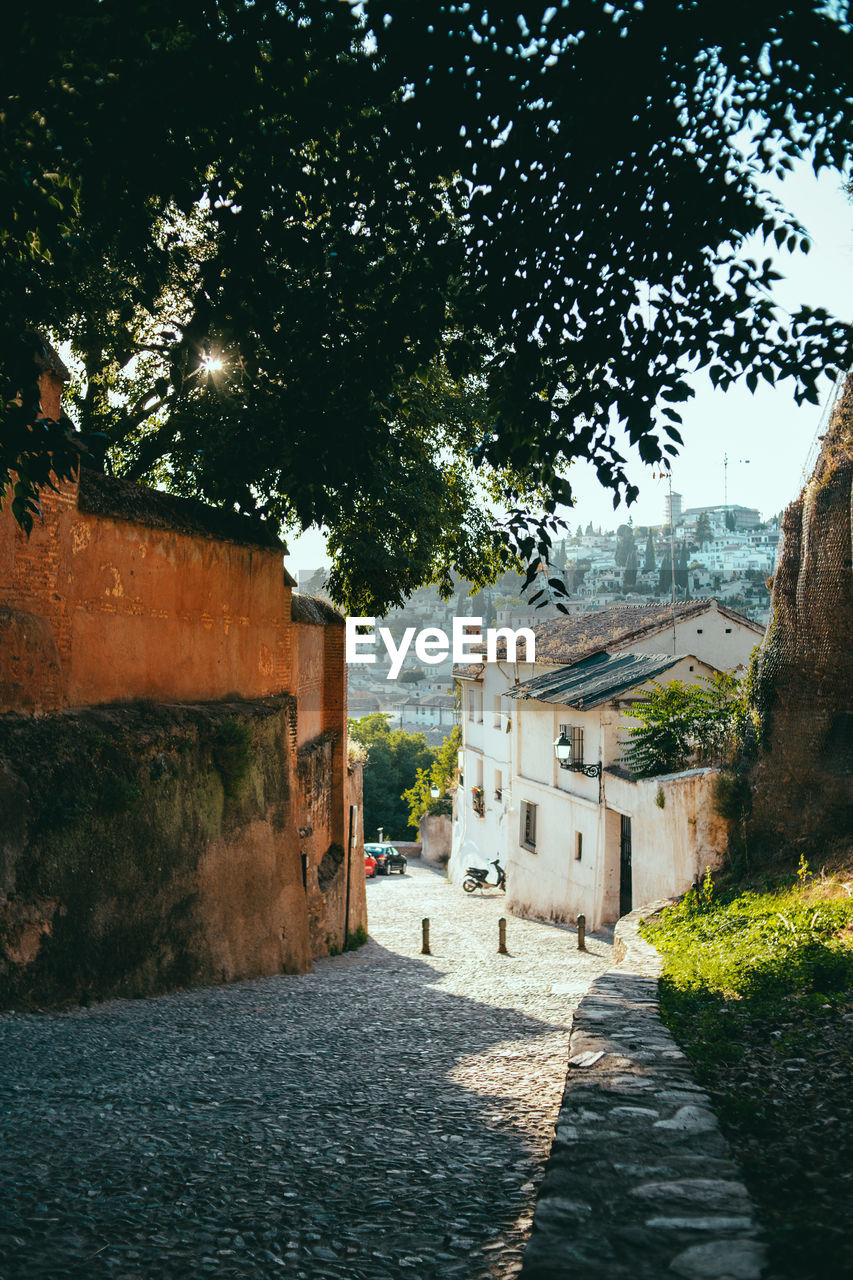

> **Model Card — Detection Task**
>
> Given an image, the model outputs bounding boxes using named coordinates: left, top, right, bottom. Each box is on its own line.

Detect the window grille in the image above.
left=559, top=723, right=584, bottom=766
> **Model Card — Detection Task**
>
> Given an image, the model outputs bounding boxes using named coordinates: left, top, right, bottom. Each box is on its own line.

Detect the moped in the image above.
left=463, top=858, right=506, bottom=893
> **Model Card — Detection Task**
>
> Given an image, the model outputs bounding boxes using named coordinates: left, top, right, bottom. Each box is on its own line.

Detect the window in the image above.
left=696, top=627, right=703, bottom=634
left=475, top=689, right=483, bottom=723
left=493, top=695, right=502, bottom=728
left=520, top=801, right=537, bottom=852
left=725, top=627, right=732, bottom=634
left=494, top=769, right=503, bottom=801
left=575, top=832, right=583, bottom=861
left=559, top=723, right=584, bottom=766
left=467, top=688, right=474, bottom=722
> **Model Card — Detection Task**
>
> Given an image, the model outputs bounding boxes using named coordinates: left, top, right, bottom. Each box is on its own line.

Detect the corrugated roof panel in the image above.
left=505, top=651, right=688, bottom=709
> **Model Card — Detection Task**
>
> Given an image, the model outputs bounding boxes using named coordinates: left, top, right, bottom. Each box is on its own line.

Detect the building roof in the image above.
left=504, top=650, right=691, bottom=710
left=28, top=331, right=70, bottom=381
left=78, top=469, right=291, bottom=561
left=291, top=594, right=344, bottom=627
left=404, top=694, right=456, bottom=708
left=454, top=599, right=761, bottom=677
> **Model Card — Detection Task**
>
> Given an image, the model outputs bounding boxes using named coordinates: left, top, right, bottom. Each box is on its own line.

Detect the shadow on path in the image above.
left=1, top=936, right=587, bottom=1280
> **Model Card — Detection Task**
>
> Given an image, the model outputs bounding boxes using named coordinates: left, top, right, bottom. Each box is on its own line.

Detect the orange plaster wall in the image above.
left=323, top=623, right=347, bottom=848
left=293, top=623, right=326, bottom=745
left=0, top=477, right=294, bottom=710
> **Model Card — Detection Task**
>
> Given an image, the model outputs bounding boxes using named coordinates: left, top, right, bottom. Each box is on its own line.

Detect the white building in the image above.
left=451, top=600, right=763, bottom=928
left=680, top=504, right=762, bottom=532
left=400, top=693, right=457, bottom=730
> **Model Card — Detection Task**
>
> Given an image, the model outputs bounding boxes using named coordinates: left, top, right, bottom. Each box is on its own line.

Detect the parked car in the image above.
left=364, top=850, right=377, bottom=878
left=365, top=843, right=407, bottom=876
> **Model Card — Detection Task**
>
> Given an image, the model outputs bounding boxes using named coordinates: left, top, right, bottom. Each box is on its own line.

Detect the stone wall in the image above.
left=748, top=375, right=853, bottom=855
left=521, top=903, right=765, bottom=1280
left=0, top=699, right=305, bottom=1005
left=0, top=698, right=367, bottom=1007
left=0, top=469, right=364, bottom=1005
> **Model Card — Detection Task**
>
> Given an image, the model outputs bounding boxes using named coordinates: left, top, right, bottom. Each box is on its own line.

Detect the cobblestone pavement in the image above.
left=0, top=861, right=611, bottom=1280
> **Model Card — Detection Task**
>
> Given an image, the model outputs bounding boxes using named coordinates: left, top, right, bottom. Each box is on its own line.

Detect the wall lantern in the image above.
left=553, top=730, right=602, bottom=779
left=429, top=785, right=441, bottom=799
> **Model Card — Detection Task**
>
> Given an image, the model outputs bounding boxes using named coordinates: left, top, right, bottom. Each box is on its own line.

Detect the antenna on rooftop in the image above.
left=723, top=453, right=750, bottom=514
left=653, top=468, right=678, bottom=656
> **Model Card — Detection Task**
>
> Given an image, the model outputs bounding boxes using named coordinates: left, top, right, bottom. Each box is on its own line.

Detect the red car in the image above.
left=364, top=851, right=378, bottom=878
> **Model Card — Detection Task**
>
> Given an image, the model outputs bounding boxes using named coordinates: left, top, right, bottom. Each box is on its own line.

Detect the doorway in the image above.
left=619, top=815, right=633, bottom=918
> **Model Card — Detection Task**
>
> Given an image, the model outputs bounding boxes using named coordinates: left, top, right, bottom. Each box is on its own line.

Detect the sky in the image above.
left=286, top=163, right=853, bottom=575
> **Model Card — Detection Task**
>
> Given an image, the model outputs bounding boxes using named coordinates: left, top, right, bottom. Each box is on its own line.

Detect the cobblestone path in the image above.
left=0, top=862, right=611, bottom=1280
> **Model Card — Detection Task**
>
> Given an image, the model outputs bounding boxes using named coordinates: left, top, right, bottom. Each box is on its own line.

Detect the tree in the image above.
left=370, top=1, right=853, bottom=496
left=695, top=512, right=713, bottom=547
left=402, top=726, right=461, bottom=832
left=726, top=510, right=738, bottom=532
left=644, top=530, right=657, bottom=575
left=615, top=522, right=636, bottom=567
left=623, top=542, right=638, bottom=590
left=1, top=3, right=537, bottom=612
left=348, top=714, right=434, bottom=840
left=5, top=2, right=853, bottom=611
left=622, top=674, right=745, bottom=778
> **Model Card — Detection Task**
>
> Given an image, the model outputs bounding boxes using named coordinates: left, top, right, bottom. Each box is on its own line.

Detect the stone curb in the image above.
left=520, top=902, right=766, bottom=1280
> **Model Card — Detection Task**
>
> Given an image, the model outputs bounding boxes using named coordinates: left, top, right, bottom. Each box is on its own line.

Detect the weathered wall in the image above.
left=289, top=597, right=354, bottom=956
left=344, top=762, right=368, bottom=941
left=603, top=768, right=728, bottom=916
left=0, top=465, right=362, bottom=1005
left=507, top=768, right=727, bottom=931
left=419, top=812, right=452, bottom=865
left=0, top=698, right=314, bottom=1007
left=749, top=376, right=853, bottom=854
left=0, top=470, right=292, bottom=711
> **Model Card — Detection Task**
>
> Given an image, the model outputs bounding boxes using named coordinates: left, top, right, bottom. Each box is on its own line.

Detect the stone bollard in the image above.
left=421, top=918, right=431, bottom=955
left=498, top=917, right=508, bottom=955
left=577, top=914, right=586, bottom=951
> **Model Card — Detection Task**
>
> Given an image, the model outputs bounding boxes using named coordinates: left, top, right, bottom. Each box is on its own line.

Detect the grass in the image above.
left=644, top=860, right=853, bottom=1011
left=641, top=859, right=853, bottom=1279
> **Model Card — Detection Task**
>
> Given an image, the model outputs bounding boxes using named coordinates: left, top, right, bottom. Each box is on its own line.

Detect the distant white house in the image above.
left=451, top=600, right=763, bottom=928
left=401, top=693, right=457, bottom=730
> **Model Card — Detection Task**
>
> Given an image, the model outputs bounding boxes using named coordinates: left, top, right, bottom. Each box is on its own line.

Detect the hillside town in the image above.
left=311, top=494, right=779, bottom=743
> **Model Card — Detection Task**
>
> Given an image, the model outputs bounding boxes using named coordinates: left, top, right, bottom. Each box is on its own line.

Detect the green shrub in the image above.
left=622, top=671, right=746, bottom=778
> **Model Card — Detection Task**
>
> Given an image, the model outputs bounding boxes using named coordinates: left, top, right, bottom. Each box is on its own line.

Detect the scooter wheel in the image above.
left=463, top=877, right=479, bottom=893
